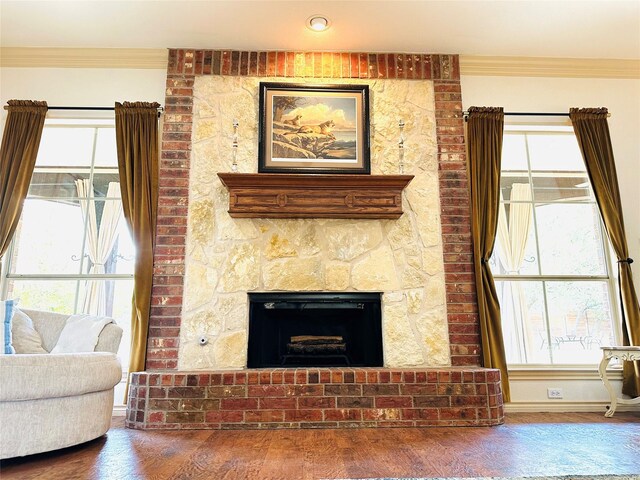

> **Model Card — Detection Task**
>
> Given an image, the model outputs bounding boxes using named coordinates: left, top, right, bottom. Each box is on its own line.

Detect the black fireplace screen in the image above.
left=247, top=292, right=383, bottom=368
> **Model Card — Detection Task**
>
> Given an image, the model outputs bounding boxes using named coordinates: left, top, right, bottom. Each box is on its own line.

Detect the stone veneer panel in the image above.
left=180, top=75, right=447, bottom=370
left=146, top=50, right=480, bottom=371
left=126, top=367, right=504, bottom=430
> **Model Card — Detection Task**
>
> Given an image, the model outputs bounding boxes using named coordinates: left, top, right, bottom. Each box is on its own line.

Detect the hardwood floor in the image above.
left=1, top=412, right=639, bottom=480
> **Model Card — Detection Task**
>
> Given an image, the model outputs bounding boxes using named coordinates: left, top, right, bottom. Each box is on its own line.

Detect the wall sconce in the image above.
left=231, top=119, right=239, bottom=172
left=398, top=119, right=405, bottom=174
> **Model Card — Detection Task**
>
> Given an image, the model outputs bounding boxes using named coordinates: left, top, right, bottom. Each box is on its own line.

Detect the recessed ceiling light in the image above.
left=307, top=15, right=330, bottom=32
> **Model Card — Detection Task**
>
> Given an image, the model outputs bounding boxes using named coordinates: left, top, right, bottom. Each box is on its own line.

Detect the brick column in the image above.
left=432, top=56, right=482, bottom=367
left=146, top=66, right=194, bottom=369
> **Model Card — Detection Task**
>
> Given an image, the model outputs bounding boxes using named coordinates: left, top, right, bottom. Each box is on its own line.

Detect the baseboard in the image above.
left=113, top=402, right=635, bottom=416
left=505, top=401, right=638, bottom=413
left=112, top=405, right=127, bottom=417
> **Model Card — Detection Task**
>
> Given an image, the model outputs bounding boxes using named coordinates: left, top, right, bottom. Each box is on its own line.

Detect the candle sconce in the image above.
left=231, top=119, right=239, bottom=172
left=398, top=119, right=405, bottom=174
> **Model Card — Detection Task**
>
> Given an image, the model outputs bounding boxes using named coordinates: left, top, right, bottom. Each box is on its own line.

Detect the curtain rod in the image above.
left=49, top=106, right=165, bottom=118
left=462, top=111, right=610, bottom=120
left=50, top=106, right=117, bottom=111
left=3, top=105, right=164, bottom=116
left=465, top=111, right=568, bottom=117
left=48, top=106, right=164, bottom=112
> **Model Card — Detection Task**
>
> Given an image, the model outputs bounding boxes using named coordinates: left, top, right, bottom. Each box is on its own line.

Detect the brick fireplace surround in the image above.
left=126, top=49, right=504, bottom=429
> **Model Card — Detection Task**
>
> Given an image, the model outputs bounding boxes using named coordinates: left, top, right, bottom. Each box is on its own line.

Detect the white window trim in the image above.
left=496, top=124, right=622, bottom=368
left=0, top=118, right=135, bottom=305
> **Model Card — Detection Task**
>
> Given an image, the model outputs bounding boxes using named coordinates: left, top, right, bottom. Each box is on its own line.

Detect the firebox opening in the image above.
left=247, top=292, right=383, bottom=368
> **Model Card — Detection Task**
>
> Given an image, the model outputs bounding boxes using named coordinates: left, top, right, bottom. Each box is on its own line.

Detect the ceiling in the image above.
left=1, top=1, right=639, bottom=59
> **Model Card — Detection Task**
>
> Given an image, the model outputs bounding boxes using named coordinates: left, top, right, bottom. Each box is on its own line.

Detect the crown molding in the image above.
left=0, top=47, right=168, bottom=69
left=460, top=55, right=640, bottom=79
left=1, top=48, right=638, bottom=79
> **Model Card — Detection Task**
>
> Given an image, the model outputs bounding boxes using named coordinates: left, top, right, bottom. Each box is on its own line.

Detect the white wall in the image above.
left=0, top=67, right=166, bottom=129
left=0, top=67, right=167, bottom=108
left=461, top=75, right=639, bottom=409
left=507, top=369, right=627, bottom=413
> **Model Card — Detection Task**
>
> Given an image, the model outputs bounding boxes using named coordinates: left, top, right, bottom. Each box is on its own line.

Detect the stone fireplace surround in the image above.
left=125, top=49, right=504, bottom=429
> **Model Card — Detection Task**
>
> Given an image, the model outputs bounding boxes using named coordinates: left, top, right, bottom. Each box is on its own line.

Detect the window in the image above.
left=1, top=118, right=133, bottom=371
left=491, top=125, right=619, bottom=366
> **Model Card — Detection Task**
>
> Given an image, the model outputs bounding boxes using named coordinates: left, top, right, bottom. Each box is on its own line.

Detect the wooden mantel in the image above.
left=217, top=173, right=414, bottom=219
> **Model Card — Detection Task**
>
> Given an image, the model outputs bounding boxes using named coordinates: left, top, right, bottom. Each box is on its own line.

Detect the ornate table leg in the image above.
left=598, top=354, right=616, bottom=417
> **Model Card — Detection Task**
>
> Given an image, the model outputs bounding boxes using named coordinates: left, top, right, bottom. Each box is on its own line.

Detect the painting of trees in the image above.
left=273, top=96, right=303, bottom=122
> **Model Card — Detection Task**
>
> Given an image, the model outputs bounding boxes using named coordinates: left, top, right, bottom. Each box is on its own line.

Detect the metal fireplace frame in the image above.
left=247, top=292, right=383, bottom=368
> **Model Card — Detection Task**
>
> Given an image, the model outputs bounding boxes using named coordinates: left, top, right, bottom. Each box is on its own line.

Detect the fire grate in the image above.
left=283, top=335, right=350, bottom=366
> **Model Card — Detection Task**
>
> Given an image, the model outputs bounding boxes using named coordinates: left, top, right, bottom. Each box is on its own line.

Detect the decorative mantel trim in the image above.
left=218, top=173, right=414, bottom=219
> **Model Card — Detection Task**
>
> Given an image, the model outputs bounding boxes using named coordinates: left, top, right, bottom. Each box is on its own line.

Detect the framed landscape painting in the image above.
left=258, top=83, right=370, bottom=174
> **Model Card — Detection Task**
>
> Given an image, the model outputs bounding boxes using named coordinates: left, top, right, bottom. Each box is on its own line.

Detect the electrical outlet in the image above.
left=547, top=388, right=563, bottom=399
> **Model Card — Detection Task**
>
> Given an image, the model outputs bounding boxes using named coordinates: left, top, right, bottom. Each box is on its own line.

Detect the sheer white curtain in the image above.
left=75, top=179, right=123, bottom=316
left=496, top=183, right=533, bottom=362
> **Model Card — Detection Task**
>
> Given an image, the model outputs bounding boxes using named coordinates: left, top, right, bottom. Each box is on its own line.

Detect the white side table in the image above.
left=598, top=346, right=640, bottom=417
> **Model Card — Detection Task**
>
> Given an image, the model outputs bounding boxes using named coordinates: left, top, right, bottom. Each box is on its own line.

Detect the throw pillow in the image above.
left=50, top=314, right=113, bottom=354
left=1, top=299, right=17, bottom=354
left=11, top=309, right=47, bottom=354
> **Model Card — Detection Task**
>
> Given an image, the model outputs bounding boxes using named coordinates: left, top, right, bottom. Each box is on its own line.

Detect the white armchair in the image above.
left=0, top=309, right=123, bottom=459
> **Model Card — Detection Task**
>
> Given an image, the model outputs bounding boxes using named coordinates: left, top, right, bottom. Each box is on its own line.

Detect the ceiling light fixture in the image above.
left=307, top=15, right=330, bottom=32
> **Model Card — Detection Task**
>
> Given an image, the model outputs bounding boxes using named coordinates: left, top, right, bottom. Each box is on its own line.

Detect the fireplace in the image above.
left=125, top=51, right=505, bottom=432
left=247, top=292, right=383, bottom=368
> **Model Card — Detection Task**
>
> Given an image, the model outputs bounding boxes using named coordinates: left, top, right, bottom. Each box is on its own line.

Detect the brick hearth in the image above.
left=126, top=368, right=503, bottom=429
